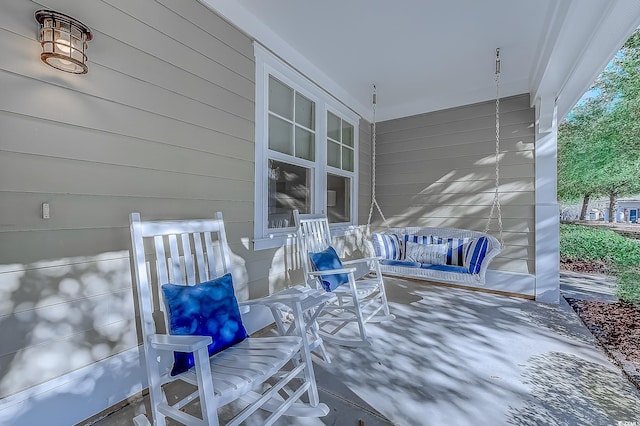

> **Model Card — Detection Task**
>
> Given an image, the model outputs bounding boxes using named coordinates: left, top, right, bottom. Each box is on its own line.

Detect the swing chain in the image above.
left=485, top=48, right=505, bottom=247
left=367, top=84, right=391, bottom=230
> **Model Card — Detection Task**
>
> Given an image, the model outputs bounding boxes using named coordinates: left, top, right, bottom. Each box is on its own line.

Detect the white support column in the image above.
left=534, top=97, right=560, bottom=303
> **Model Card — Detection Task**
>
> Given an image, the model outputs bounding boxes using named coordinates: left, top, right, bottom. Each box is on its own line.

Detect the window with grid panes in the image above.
left=254, top=44, right=358, bottom=249
left=326, top=112, right=355, bottom=224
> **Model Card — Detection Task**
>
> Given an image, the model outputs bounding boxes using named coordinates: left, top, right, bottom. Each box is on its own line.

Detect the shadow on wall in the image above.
left=375, top=145, right=536, bottom=275
left=0, top=236, right=252, bottom=425
left=0, top=251, right=138, bottom=424
left=0, top=252, right=135, bottom=399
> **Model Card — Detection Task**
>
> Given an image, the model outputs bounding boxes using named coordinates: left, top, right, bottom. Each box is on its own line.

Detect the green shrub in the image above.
left=560, top=224, right=640, bottom=268
left=616, top=269, right=640, bottom=304
left=560, top=224, right=640, bottom=304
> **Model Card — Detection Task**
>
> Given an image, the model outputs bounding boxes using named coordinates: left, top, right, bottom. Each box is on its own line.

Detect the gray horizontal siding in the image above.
left=374, top=94, right=535, bottom=275
left=0, top=0, right=256, bottom=398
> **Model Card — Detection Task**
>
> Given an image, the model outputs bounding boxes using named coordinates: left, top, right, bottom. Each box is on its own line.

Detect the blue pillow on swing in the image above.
left=308, top=246, right=350, bottom=291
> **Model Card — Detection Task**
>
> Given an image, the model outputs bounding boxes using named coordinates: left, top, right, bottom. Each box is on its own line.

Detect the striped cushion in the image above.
left=381, top=259, right=422, bottom=268
left=464, top=237, right=489, bottom=274
left=432, top=236, right=469, bottom=266
left=420, top=264, right=469, bottom=273
left=402, top=234, right=432, bottom=245
left=372, top=233, right=402, bottom=260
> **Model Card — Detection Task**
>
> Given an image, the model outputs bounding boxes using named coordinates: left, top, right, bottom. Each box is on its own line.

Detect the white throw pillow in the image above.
left=404, top=241, right=448, bottom=264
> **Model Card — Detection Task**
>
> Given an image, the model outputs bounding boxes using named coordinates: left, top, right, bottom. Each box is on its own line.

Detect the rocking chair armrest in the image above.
left=342, top=256, right=382, bottom=266
left=148, top=334, right=212, bottom=352
left=307, top=267, right=357, bottom=276
left=239, top=292, right=309, bottom=308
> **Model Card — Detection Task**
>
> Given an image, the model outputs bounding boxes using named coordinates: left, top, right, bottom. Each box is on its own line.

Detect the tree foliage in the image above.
left=558, top=30, right=640, bottom=219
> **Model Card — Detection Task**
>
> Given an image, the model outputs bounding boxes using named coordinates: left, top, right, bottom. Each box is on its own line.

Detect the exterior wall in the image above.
left=0, top=1, right=371, bottom=422
left=374, top=94, right=535, bottom=278
left=616, top=200, right=640, bottom=223
left=0, top=0, right=257, bottom=407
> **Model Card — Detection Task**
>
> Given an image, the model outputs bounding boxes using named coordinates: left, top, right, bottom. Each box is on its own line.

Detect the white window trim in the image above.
left=253, top=43, right=359, bottom=250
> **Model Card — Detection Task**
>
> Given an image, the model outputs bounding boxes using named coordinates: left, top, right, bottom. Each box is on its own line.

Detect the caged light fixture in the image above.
left=35, top=9, right=93, bottom=74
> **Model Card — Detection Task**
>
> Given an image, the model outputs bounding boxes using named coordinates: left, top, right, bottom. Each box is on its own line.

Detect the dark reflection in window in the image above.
left=268, top=159, right=312, bottom=228
left=327, top=173, right=351, bottom=223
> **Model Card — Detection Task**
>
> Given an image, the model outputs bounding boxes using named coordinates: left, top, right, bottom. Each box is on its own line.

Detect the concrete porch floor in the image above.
left=90, top=277, right=640, bottom=425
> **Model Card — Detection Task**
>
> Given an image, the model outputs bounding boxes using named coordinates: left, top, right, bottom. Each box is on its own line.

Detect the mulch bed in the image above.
left=561, top=258, right=640, bottom=389
left=565, top=298, right=640, bottom=366
left=560, top=257, right=609, bottom=275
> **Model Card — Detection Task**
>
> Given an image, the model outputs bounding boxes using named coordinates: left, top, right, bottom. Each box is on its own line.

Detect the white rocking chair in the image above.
left=293, top=210, right=395, bottom=347
left=130, top=212, right=329, bottom=426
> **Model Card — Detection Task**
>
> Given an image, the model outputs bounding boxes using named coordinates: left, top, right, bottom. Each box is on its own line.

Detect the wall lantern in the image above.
left=35, top=9, right=93, bottom=74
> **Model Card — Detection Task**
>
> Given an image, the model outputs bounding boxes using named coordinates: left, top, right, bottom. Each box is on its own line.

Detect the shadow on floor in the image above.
left=89, top=277, right=640, bottom=425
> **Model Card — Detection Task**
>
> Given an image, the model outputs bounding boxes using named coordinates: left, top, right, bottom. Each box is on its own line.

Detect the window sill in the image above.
left=253, top=232, right=297, bottom=251
left=253, top=223, right=357, bottom=251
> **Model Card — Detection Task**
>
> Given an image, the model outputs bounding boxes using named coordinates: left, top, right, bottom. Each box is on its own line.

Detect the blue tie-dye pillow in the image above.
left=308, top=246, right=350, bottom=292
left=162, top=273, right=248, bottom=376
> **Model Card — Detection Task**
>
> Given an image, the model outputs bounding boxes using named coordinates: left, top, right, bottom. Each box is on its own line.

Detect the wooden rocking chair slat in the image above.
left=203, top=231, right=219, bottom=277
left=167, top=234, right=183, bottom=285
left=153, top=235, right=169, bottom=288
left=192, top=232, right=207, bottom=283
left=181, top=232, right=197, bottom=285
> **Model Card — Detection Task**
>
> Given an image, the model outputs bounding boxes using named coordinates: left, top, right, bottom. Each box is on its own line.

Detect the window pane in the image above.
left=269, top=115, right=293, bottom=155
left=269, top=76, right=293, bottom=119
left=295, top=93, right=315, bottom=130
left=327, top=174, right=351, bottom=223
left=342, top=122, right=354, bottom=147
left=342, top=146, right=354, bottom=172
left=268, top=159, right=312, bottom=229
left=327, top=141, right=340, bottom=168
left=327, top=111, right=341, bottom=141
left=295, top=127, right=315, bottom=161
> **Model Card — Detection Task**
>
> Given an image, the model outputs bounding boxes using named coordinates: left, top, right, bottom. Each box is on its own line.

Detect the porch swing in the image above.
left=367, top=49, right=504, bottom=286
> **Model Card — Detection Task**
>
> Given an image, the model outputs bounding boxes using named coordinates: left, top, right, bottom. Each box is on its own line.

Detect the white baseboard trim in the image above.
left=484, top=270, right=536, bottom=297
left=0, top=346, right=146, bottom=426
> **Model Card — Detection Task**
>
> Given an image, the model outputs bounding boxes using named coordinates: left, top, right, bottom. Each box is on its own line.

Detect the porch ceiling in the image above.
left=202, top=0, right=640, bottom=124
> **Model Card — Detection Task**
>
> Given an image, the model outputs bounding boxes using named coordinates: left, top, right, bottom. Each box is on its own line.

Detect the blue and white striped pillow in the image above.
left=372, top=233, right=402, bottom=260
left=402, top=234, right=432, bottom=246
left=464, top=237, right=489, bottom=274
left=432, top=236, right=469, bottom=266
